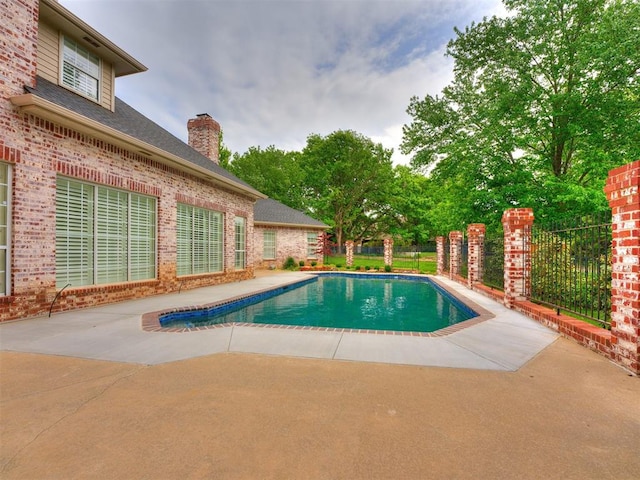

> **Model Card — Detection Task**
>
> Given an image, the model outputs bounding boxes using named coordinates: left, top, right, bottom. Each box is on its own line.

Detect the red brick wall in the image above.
left=467, top=223, right=485, bottom=287
left=448, top=231, right=462, bottom=278
left=0, top=0, right=255, bottom=320
left=501, top=208, right=534, bottom=307
left=605, top=160, right=640, bottom=374
left=254, top=225, right=322, bottom=269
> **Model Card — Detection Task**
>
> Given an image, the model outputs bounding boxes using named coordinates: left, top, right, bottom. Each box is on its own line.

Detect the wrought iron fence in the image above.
left=326, top=242, right=436, bottom=271
left=483, top=234, right=504, bottom=290
left=460, top=239, right=469, bottom=278
left=443, top=237, right=450, bottom=273
left=530, top=214, right=611, bottom=328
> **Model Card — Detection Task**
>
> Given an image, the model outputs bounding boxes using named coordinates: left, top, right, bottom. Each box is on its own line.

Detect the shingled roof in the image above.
left=24, top=76, right=259, bottom=193
left=255, top=199, right=327, bottom=228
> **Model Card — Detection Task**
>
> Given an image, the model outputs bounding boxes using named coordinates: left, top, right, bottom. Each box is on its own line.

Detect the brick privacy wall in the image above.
left=254, top=225, right=322, bottom=269
left=448, top=231, right=462, bottom=278
left=0, top=0, right=255, bottom=320
left=467, top=223, right=485, bottom=287
left=605, top=160, right=640, bottom=374
left=501, top=208, right=534, bottom=307
left=436, top=236, right=445, bottom=275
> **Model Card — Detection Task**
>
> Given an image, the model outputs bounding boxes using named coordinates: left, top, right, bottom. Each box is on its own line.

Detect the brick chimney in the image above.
left=187, top=113, right=220, bottom=164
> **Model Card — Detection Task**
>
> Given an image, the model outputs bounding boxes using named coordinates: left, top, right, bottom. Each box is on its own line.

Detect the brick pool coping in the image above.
left=141, top=274, right=495, bottom=337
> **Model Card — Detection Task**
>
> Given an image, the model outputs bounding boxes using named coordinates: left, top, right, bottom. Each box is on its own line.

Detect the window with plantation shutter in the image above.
left=0, top=163, right=11, bottom=296
left=235, top=216, right=246, bottom=269
left=307, top=232, right=318, bottom=259
left=263, top=230, right=276, bottom=260
left=176, top=203, right=223, bottom=276
left=61, top=36, right=100, bottom=101
left=55, top=177, right=156, bottom=288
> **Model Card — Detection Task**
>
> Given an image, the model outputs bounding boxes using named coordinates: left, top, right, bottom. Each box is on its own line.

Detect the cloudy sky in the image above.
left=60, top=0, right=505, bottom=165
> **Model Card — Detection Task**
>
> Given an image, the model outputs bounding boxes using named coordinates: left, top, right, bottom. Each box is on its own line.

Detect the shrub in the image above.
left=311, top=261, right=317, bottom=267
left=299, top=260, right=305, bottom=267
left=283, top=257, right=297, bottom=270
left=384, top=265, right=392, bottom=272
left=365, top=266, right=370, bottom=271
left=336, top=263, right=342, bottom=268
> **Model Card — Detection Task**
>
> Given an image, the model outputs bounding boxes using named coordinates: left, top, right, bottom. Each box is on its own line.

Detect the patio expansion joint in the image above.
left=440, top=336, right=516, bottom=371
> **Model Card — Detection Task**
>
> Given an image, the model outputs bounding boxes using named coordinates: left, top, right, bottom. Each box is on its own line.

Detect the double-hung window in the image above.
left=0, top=163, right=11, bottom=296
left=176, top=204, right=223, bottom=276
left=56, top=177, right=157, bottom=288
left=306, top=232, right=318, bottom=259
left=263, top=230, right=276, bottom=260
left=61, top=36, right=100, bottom=101
left=234, top=217, right=246, bottom=269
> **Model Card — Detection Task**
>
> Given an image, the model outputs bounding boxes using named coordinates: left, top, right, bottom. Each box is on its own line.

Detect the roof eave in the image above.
left=11, top=93, right=266, bottom=199
left=40, top=0, right=147, bottom=77
left=255, top=221, right=328, bottom=229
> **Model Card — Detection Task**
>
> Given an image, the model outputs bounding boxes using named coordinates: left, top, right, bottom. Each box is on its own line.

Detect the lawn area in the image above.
left=324, top=254, right=437, bottom=274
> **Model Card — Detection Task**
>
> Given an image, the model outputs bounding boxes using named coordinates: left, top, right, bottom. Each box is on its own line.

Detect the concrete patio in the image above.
left=1, top=272, right=638, bottom=479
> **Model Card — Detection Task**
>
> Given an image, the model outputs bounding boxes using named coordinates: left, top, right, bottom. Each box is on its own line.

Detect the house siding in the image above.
left=0, top=0, right=255, bottom=321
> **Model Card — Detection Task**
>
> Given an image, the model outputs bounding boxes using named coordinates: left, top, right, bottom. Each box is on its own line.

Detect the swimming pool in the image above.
left=159, top=273, right=478, bottom=334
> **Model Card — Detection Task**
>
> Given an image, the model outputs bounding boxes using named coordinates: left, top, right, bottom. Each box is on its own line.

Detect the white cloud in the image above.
left=60, top=0, right=504, bottom=165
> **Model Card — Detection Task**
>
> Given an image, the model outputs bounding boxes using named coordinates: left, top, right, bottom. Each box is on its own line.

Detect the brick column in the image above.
left=467, top=223, right=486, bottom=287
left=383, top=237, right=393, bottom=267
left=605, top=160, right=640, bottom=375
left=345, top=241, right=354, bottom=267
left=449, top=231, right=463, bottom=278
left=436, top=236, right=445, bottom=275
left=502, top=208, right=534, bottom=308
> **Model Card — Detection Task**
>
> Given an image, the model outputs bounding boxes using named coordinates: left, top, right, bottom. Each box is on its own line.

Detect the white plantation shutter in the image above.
left=263, top=230, right=276, bottom=260
left=176, top=204, right=223, bottom=276
left=129, top=194, right=156, bottom=280
left=56, top=178, right=156, bottom=287
left=96, top=187, right=128, bottom=283
left=62, top=37, right=100, bottom=100
left=235, top=217, right=246, bottom=269
left=56, top=178, right=94, bottom=287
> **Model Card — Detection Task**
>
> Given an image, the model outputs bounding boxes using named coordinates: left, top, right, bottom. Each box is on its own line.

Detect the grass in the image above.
left=324, top=254, right=437, bottom=274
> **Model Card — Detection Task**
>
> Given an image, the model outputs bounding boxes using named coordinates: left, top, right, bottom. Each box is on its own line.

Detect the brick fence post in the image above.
left=449, top=231, right=463, bottom=279
left=436, top=236, right=445, bottom=275
left=467, top=223, right=486, bottom=287
left=605, top=160, right=640, bottom=375
left=345, top=241, right=354, bottom=268
left=502, top=209, right=534, bottom=308
left=383, top=237, right=393, bottom=267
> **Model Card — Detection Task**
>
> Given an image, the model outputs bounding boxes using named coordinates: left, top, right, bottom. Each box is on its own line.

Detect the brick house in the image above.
left=0, top=0, right=287, bottom=321
left=254, top=198, right=328, bottom=269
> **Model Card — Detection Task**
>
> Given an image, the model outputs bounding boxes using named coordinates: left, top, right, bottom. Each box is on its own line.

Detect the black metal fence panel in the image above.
left=326, top=243, right=436, bottom=271
left=443, top=238, right=450, bottom=273
left=530, top=214, right=611, bottom=328
left=483, top=234, right=504, bottom=290
left=460, top=240, right=469, bottom=278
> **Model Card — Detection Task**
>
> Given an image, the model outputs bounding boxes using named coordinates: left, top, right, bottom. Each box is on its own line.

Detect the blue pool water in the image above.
left=160, top=274, right=477, bottom=333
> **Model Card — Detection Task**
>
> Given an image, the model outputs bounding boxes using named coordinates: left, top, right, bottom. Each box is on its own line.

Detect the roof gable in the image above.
left=254, top=199, right=327, bottom=228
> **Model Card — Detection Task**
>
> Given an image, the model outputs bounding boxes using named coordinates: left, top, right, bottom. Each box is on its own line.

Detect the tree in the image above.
left=300, top=130, right=395, bottom=248
left=387, top=166, right=434, bottom=243
left=402, top=0, right=640, bottom=225
left=218, top=130, right=232, bottom=169
left=226, top=145, right=306, bottom=211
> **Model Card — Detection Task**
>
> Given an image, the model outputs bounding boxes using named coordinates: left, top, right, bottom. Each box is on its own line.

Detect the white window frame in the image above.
left=56, top=177, right=157, bottom=288
left=235, top=216, right=246, bottom=269
left=263, top=230, right=276, bottom=260
left=0, top=163, right=11, bottom=296
left=307, top=232, right=318, bottom=259
left=60, top=35, right=101, bottom=101
left=176, top=203, right=223, bottom=276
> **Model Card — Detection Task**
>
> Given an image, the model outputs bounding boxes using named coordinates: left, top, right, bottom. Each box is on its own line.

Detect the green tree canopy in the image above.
left=226, top=145, right=306, bottom=211
left=300, top=130, right=395, bottom=247
left=402, top=0, right=640, bottom=229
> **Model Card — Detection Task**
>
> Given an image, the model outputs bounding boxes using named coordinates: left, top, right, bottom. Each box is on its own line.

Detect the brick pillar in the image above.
left=383, top=237, right=393, bottom=267
left=467, top=223, right=486, bottom=287
left=449, top=231, right=463, bottom=278
left=502, top=208, right=534, bottom=308
left=345, top=241, right=354, bottom=267
left=605, top=160, right=640, bottom=375
left=436, top=236, right=445, bottom=275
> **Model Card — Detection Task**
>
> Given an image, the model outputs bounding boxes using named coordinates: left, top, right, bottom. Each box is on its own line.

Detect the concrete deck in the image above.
left=1, top=273, right=638, bottom=479
left=0, top=273, right=558, bottom=370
